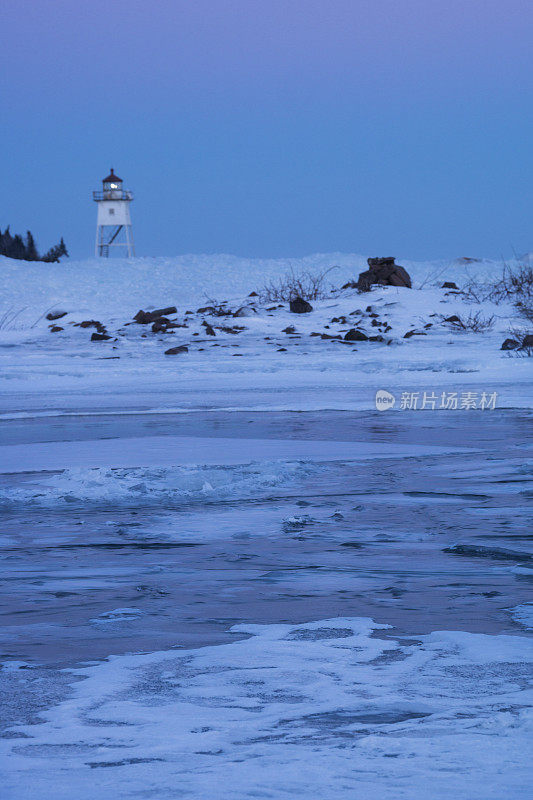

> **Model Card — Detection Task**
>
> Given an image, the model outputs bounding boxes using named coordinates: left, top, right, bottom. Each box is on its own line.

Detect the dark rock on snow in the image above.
left=165, top=345, right=188, bottom=355
left=501, top=338, right=520, bottom=350
left=290, top=296, right=313, bottom=314
left=46, top=311, right=67, bottom=321
left=344, top=329, right=368, bottom=341
left=134, top=307, right=177, bottom=324
left=50, top=326, right=63, bottom=332
left=91, top=332, right=112, bottom=341
left=356, top=257, right=412, bottom=292
left=404, top=330, right=427, bottom=338
left=75, top=321, right=107, bottom=334
left=282, top=326, right=296, bottom=334
left=442, top=281, right=459, bottom=290
left=521, top=334, right=533, bottom=348
left=151, top=317, right=183, bottom=333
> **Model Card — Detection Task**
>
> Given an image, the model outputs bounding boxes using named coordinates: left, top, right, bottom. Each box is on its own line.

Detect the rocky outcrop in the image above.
left=165, top=345, right=188, bottom=355
left=356, top=257, right=412, bottom=292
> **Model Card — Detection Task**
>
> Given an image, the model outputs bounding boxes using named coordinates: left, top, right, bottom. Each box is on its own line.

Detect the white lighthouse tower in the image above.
left=93, top=168, right=135, bottom=257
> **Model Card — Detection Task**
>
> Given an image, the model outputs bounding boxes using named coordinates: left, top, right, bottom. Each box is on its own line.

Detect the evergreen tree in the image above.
left=11, top=234, right=26, bottom=260
left=25, top=230, right=39, bottom=261
left=0, top=225, right=68, bottom=262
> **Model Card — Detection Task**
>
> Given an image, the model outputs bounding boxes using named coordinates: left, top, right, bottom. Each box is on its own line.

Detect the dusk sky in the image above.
left=2, top=0, right=532, bottom=260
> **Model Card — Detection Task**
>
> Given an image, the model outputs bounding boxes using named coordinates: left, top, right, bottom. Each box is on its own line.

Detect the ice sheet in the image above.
left=1, top=616, right=532, bottom=800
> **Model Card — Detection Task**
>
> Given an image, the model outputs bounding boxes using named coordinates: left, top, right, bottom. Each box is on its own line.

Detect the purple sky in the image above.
left=2, top=0, right=532, bottom=258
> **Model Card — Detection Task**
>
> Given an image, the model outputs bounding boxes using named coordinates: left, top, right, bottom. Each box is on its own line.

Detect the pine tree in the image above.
left=25, top=231, right=39, bottom=260
left=0, top=226, right=14, bottom=258
left=11, top=234, right=26, bottom=260
left=0, top=225, right=68, bottom=262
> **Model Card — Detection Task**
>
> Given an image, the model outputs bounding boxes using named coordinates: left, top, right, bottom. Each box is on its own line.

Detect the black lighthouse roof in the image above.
left=103, top=168, right=122, bottom=183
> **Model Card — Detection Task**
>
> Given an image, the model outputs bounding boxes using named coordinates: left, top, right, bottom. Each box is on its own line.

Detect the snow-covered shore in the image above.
left=0, top=252, right=531, bottom=414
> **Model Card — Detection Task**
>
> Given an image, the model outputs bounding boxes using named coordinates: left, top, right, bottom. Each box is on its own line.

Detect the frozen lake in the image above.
left=1, top=408, right=532, bottom=798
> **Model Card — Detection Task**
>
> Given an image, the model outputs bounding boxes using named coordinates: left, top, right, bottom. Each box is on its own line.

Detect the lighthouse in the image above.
left=93, top=169, right=135, bottom=257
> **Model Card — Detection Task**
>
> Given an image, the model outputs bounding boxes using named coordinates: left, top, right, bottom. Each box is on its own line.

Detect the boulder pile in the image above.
left=356, top=257, right=412, bottom=292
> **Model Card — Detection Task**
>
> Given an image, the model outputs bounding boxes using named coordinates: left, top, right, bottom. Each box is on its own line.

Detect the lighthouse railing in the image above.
left=93, top=190, right=134, bottom=201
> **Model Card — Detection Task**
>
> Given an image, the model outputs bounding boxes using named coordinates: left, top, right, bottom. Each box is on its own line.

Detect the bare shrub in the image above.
left=516, top=303, right=533, bottom=323
left=464, top=263, right=533, bottom=305
left=440, top=311, right=495, bottom=333
left=259, top=267, right=338, bottom=303
left=506, top=326, right=533, bottom=357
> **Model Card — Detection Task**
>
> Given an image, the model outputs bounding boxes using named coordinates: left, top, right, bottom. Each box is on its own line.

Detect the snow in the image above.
left=509, top=603, right=533, bottom=630
left=0, top=252, right=531, bottom=415
left=1, top=616, right=532, bottom=800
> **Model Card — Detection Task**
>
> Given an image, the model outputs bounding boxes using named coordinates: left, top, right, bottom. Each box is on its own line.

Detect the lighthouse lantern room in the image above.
left=93, top=168, right=135, bottom=257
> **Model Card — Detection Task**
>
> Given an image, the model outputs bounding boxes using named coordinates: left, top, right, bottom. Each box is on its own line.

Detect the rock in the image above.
left=196, top=305, right=216, bottom=315
left=134, top=307, right=177, bottom=324
left=204, top=323, right=216, bottom=336
left=91, top=332, right=112, bottom=341
left=444, top=315, right=461, bottom=323
left=282, top=326, right=296, bottom=334
left=321, top=333, right=342, bottom=340
left=344, top=329, right=368, bottom=341
left=248, top=291, right=258, bottom=297
left=46, top=310, right=67, bottom=321
left=77, top=320, right=102, bottom=329
left=368, top=335, right=384, bottom=342
left=501, top=338, right=519, bottom=350
left=442, top=281, right=459, bottom=290
left=356, top=257, right=412, bottom=292
left=151, top=317, right=171, bottom=332
left=521, top=334, right=533, bottom=348
left=290, top=296, right=313, bottom=314
left=165, top=345, right=188, bottom=355
left=404, top=330, right=427, bottom=338
left=233, top=306, right=256, bottom=318
left=219, top=325, right=245, bottom=334
left=50, top=325, right=63, bottom=332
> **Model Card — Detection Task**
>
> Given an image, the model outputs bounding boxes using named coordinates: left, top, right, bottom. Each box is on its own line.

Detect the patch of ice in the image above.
left=89, top=608, right=143, bottom=625
left=508, top=602, right=533, bottom=630
left=1, top=616, right=532, bottom=799
left=0, top=460, right=324, bottom=508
